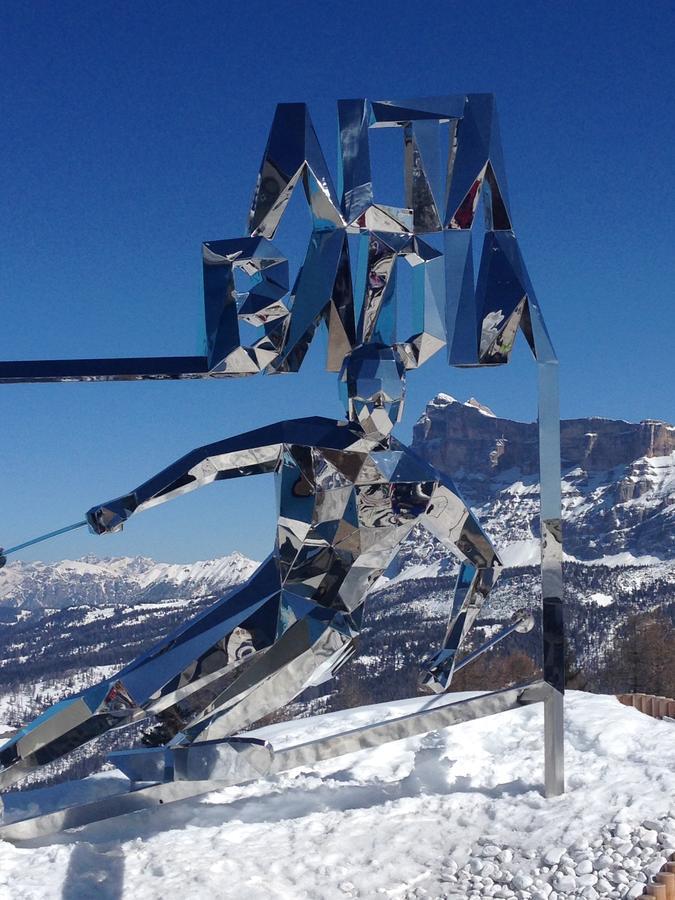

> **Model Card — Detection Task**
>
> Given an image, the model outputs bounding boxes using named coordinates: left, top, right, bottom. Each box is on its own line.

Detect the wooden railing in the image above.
left=635, top=852, right=675, bottom=899
left=617, top=693, right=675, bottom=719
left=618, top=696, right=674, bottom=897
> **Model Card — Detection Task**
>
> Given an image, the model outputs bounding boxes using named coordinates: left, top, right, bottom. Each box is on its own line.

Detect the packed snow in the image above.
left=0, top=692, right=673, bottom=898
left=586, top=593, right=615, bottom=608
left=464, top=397, right=497, bottom=417
left=425, top=394, right=496, bottom=417
left=498, top=539, right=542, bottom=568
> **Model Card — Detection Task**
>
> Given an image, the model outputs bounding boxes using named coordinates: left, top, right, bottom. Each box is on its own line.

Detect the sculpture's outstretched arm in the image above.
left=419, top=478, right=502, bottom=692
left=421, top=479, right=500, bottom=571
left=86, top=423, right=285, bottom=534
left=0, top=424, right=288, bottom=789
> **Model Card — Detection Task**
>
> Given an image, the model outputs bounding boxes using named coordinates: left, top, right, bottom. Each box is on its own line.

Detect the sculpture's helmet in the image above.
left=339, top=343, right=406, bottom=436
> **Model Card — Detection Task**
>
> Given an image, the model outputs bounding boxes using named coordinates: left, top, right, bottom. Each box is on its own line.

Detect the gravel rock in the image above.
left=596, top=877, right=612, bottom=894
left=624, top=886, right=646, bottom=899
left=543, top=848, right=565, bottom=866
left=552, top=872, right=576, bottom=893
left=644, top=859, right=666, bottom=877
left=614, top=842, right=633, bottom=856
left=580, top=887, right=599, bottom=900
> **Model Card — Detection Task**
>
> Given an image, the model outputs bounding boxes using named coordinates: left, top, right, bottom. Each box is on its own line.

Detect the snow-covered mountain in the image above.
left=411, top=393, right=675, bottom=563
left=0, top=552, right=258, bottom=611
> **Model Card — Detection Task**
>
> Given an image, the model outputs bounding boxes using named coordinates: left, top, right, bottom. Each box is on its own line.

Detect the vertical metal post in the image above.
left=538, top=358, right=564, bottom=796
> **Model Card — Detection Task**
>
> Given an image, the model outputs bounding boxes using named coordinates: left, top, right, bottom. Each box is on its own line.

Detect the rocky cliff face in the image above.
left=414, top=394, right=675, bottom=480
left=412, top=395, right=675, bottom=561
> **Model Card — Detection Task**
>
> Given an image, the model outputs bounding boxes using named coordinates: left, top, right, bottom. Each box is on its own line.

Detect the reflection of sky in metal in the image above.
left=1, top=2, right=673, bottom=562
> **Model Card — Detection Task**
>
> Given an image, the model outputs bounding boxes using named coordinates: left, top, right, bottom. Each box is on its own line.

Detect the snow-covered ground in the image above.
left=0, top=691, right=673, bottom=899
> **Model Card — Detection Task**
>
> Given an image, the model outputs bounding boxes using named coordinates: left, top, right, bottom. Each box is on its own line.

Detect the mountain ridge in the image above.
left=411, top=394, right=675, bottom=562
left=1, top=398, right=673, bottom=610
left=0, top=552, right=258, bottom=611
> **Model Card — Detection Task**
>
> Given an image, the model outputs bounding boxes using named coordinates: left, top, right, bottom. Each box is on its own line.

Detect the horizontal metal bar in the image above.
left=0, top=357, right=211, bottom=383
left=269, top=679, right=551, bottom=773
left=454, top=611, right=534, bottom=674
left=0, top=778, right=218, bottom=841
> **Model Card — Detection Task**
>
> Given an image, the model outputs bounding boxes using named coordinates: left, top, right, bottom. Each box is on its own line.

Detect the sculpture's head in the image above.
left=339, top=343, right=406, bottom=437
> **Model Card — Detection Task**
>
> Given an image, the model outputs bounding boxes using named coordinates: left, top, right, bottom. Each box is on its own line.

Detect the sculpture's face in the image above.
left=339, top=344, right=406, bottom=437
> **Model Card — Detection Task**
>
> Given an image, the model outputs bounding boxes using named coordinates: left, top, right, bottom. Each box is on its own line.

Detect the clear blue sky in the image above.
left=1, top=0, right=674, bottom=564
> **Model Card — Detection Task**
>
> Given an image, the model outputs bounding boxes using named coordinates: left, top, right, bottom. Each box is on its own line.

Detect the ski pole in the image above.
left=0, top=520, right=88, bottom=567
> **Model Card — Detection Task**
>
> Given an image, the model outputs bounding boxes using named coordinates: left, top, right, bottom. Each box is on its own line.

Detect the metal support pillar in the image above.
left=537, top=358, right=564, bottom=796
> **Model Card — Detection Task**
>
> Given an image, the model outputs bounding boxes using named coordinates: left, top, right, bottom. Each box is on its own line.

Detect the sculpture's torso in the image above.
left=273, top=419, right=441, bottom=612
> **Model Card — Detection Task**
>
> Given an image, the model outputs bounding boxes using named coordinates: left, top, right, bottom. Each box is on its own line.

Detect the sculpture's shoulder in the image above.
left=383, top=436, right=458, bottom=487
left=280, top=417, right=366, bottom=451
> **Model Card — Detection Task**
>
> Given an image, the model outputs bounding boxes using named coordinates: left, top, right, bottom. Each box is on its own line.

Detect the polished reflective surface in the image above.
left=0, top=681, right=552, bottom=840
left=0, top=347, right=502, bottom=787
left=1, top=94, right=552, bottom=382
left=0, top=93, right=564, bottom=814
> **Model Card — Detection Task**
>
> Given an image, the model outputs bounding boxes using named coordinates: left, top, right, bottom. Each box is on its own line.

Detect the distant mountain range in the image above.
left=0, top=397, right=673, bottom=784
left=0, top=552, right=257, bottom=612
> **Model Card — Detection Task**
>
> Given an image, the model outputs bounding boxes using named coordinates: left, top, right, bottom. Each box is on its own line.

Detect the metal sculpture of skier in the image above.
left=0, top=95, right=565, bottom=822
left=0, top=342, right=501, bottom=788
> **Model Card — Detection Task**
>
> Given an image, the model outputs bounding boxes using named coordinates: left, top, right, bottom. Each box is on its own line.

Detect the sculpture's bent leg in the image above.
left=420, top=561, right=500, bottom=692
left=0, top=557, right=285, bottom=790
left=0, top=680, right=145, bottom=791
left=170, top=603, right=361, bottom=745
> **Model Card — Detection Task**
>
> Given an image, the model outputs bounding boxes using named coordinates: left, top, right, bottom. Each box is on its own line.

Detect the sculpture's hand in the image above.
left=86, top=493, right=137, bottom=535
left=420, top=648, right=455, bottom=694
left=86, top=505, right=125, bottom=535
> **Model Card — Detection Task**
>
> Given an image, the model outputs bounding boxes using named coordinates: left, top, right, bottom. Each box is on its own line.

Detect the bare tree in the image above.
left=600, top=612, right=674, bottom=697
